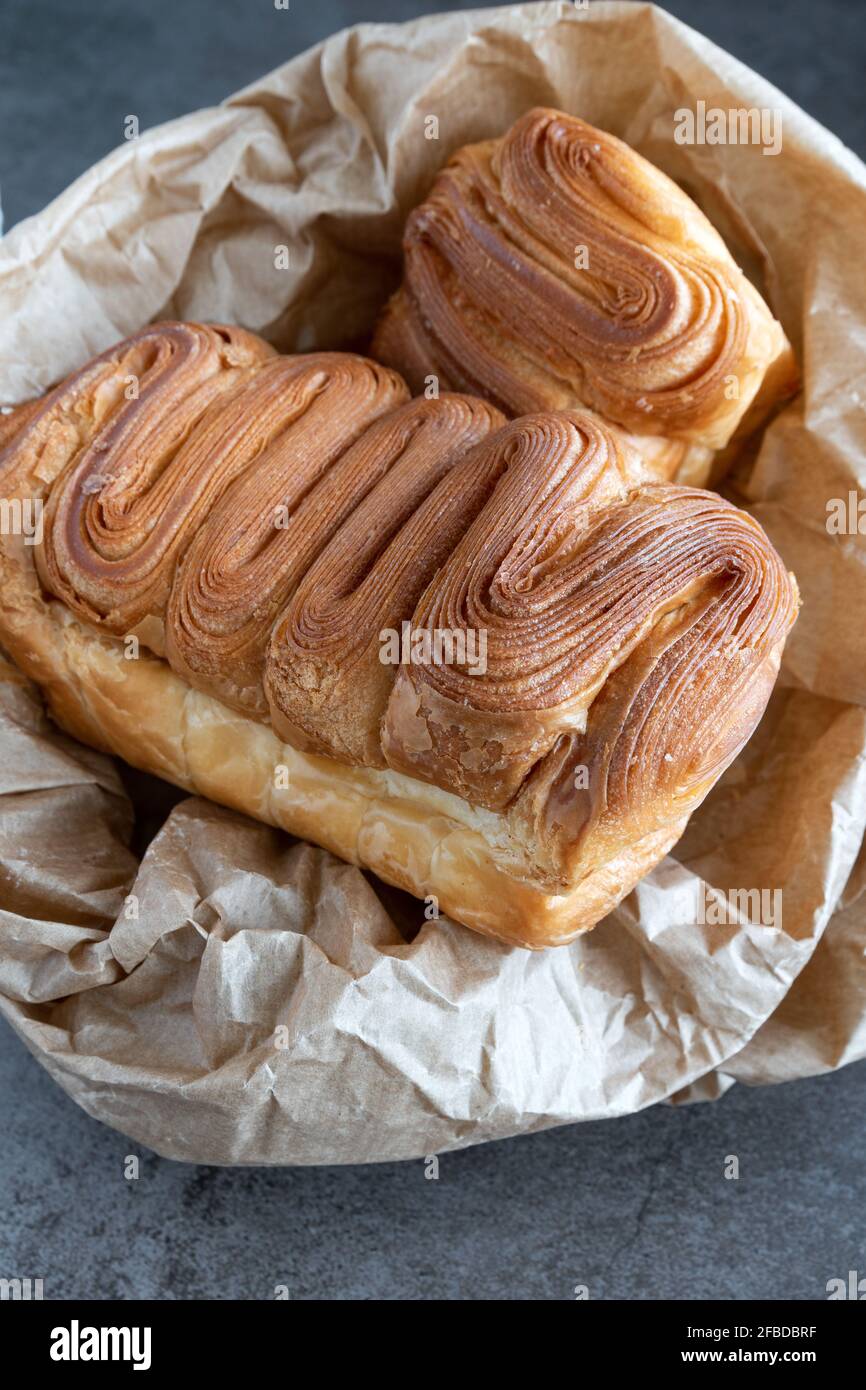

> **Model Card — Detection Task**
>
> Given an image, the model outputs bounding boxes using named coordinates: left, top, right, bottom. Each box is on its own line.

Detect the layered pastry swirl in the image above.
left=0, top=322, right=798, bottom=947
left=373, top=108, right=797, bottom=483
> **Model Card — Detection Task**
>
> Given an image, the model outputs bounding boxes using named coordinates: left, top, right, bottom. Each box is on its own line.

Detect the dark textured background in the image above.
left=1, top=0, right=864, bottom=1301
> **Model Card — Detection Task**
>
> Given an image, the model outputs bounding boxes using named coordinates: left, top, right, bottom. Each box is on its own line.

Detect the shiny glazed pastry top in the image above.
left=373, top=107, right=797, bottom=471
left=2, top=322, right=798, bottom=893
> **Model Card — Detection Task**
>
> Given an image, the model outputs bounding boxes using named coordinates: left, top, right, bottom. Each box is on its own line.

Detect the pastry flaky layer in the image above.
left=0, top=322, right=799, bottom=948
left=373, top=107, right=798, bottom=485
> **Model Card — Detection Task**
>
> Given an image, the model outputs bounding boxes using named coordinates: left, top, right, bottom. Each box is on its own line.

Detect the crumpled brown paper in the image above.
left=1, top=1, right=865, bottom=1164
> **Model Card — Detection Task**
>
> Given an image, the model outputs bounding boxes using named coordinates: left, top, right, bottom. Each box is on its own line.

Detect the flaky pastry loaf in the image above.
left=373, top=108, right=798, bottom=487
left=0, top=322, right=798, bottom=947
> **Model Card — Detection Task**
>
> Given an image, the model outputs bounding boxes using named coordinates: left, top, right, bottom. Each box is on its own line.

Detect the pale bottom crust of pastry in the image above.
left=0, top=542, right=685, bottom=950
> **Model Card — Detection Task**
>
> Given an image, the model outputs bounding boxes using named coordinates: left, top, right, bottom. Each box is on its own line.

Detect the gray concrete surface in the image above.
left=1, top=0, right=865, bottom=1300
left=3, top=1030, right=865, bottom=1300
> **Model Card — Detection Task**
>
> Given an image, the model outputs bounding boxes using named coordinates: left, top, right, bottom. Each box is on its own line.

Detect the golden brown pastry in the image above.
left=0, top=323, right=799, bottom=948
left=384, top=425, right=795, bottom=888
left=0, top=395, right=46, bottom=452
left=34, top=326, right=406, bottom=659
left=373, top=107, right=797, bottom=483
left=164, top=355, right=415, bottom=715
left=264, top=391, right=504, bottom=759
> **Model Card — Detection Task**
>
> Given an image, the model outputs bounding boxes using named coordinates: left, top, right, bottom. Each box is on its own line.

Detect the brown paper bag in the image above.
left=1, top=1, right=864, bottom=1163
